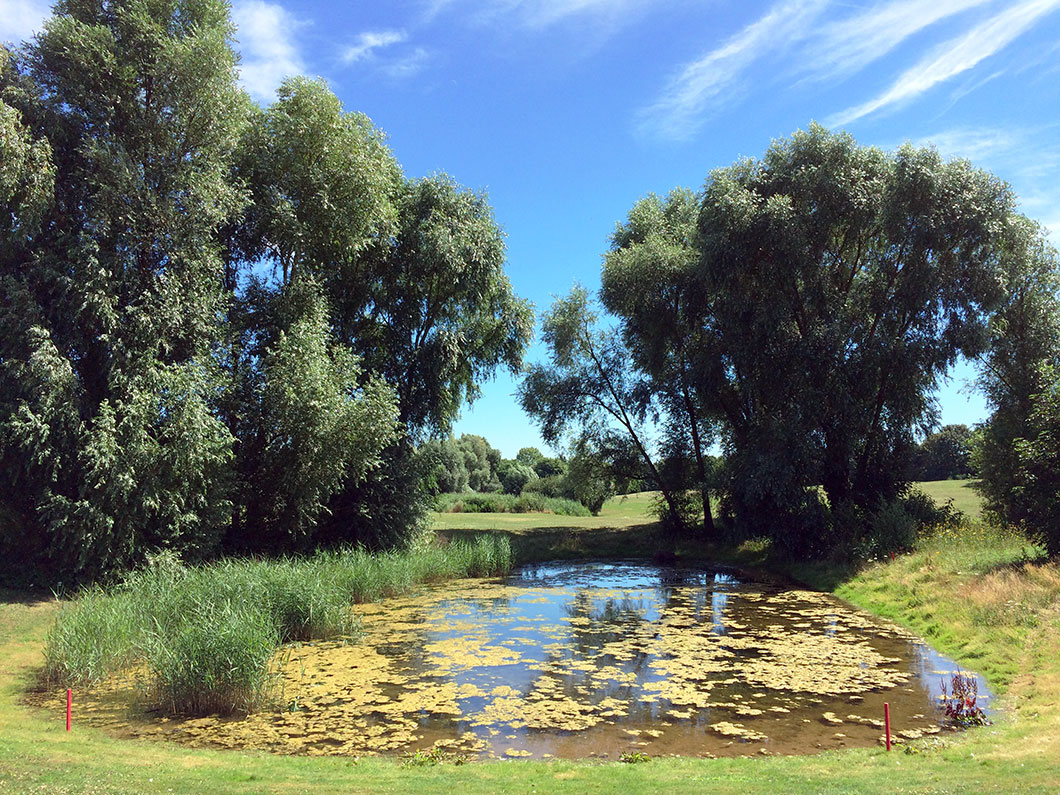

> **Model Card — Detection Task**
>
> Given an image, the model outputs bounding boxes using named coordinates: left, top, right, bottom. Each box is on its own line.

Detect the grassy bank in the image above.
left=3, top=486, right=1059, bottom=792
left=40, top=537, right=512, bottom=717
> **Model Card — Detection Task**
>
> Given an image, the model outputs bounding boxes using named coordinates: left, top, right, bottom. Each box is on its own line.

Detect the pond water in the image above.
left=64, top=560, right=993, bottom=759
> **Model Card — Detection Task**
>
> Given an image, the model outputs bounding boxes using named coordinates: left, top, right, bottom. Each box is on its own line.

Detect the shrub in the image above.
left=432, top=491, right=589, bottom=516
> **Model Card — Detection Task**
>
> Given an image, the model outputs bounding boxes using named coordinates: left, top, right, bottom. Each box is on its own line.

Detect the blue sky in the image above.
left=4, top=0, right=1060, bottom=457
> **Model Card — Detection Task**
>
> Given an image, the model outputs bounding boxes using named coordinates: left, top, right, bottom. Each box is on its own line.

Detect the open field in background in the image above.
left=914, top=479, right=984, bottom=519
left=3, top=480, right=1058, bottom=793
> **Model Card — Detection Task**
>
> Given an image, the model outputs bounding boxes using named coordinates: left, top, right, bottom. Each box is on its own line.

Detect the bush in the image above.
left=499, top=461, right=536, bottom=495
left=432, top=491, right=589, bottom=516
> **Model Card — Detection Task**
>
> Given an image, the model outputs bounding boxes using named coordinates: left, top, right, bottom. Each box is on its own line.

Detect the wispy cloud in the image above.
left=232, top=0, right=306, bottom=104
left=805, top=0, right=992, bottom=78
left=0, top=0, right=49, bottom=44
left=342, top=30, right=407, bottom=64
left=828, top=0, right=1060, bottom=126
left=428, top=0, right=659, bottom=30
left=381, top=47, right=431, bottom=79
left=636, top=0, right=826, bottom=141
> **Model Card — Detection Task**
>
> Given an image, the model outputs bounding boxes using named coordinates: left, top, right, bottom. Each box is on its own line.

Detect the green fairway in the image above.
left=913, top=479, right=984, bottom=518
left=2, top=494, right=1058, bottom=793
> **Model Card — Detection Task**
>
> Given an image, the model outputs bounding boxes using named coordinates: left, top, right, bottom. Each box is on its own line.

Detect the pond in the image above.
left=68, top=560, right=993, bottom=759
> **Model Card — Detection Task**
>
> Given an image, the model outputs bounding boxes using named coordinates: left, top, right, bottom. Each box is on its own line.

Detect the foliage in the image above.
left=334, top=175, right=533, bottom=436
left=433, top=492, right=590, bottom=517
left=231, top=280, right=399, bottom=552
left=1010, top=364, right=1060, bottom=556
left=938, top=671, right=989, bottom=727
left=231, top=76, right=400, bottom=287
left=601, top=188, right=718, bottom=534
left=417, top=434, right=504, bottom=496
left=565, top=439, right=617, bottom=515
left=0, top=0, right=247, bottom=582
left=516, top=447, right=546, bottom=468
left=498, top=460, right=537, bottom=496
left=974, top=218, right=1060, bottom=524
left=320, top=440, right=432, bottom=551
left=519, top=287, right=686, bottom=527
left=910, top=425, right=975, bottom=481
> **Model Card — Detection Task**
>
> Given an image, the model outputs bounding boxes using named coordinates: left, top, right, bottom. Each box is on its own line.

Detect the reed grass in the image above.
left=41, top=536, right=512, bottom=716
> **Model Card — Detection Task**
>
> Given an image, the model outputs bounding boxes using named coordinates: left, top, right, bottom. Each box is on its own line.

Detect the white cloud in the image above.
left=0, top=0, right=49, bottom=44
left=636, top=0, right=826, bottom=141
left=342, top=30, right=407, bottom=64
left=805, top=0, right=992, bottom=79
left=232, top=0, right=306, bottom=104
left=428, top=0, right=658, bottom=30
left=828, top=0, right=1060, bottom=127
left=381, top=47, right=431, bottom=79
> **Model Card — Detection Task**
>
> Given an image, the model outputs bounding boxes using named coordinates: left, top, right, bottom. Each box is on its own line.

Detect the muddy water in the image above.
left=53, top=561, right=992, bottom=759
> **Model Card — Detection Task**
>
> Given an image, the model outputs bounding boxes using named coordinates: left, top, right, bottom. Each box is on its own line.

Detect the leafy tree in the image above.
left=516, top=446, right=546, bottom=469
left=229, top=76, right=401, bottom=288
left=0, top=0, right=247, bottom=581
left=601, top=188, right=717, bottom=534
left=343, top=175, right=533, bottom=435
left=690, top=125, right=1020, bottom=544
left=534, top=456, right=567, bottom=478
left=1011, top=364, right=1060, bottom=556
left=228, top=280, right=398, bottom=552
left=565, top=438, right=617, bottom=515
left=498, top=460, right=536, bottom=496
left=418, top=437, right=469, bottom=495
left=910, top=424, right=974, bottom=481
left=457, top=434, right=502, bottom=493
left=229, top=89, right=530, bottom=545
left=519, top=287, right=686, bottom=527
left=973, top=219, right=1060, bottom=523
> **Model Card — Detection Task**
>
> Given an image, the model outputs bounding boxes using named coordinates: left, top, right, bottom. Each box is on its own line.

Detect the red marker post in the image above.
left=66, top=688, right=71, bottom=731
left=884, top=702, right=891, bottom=751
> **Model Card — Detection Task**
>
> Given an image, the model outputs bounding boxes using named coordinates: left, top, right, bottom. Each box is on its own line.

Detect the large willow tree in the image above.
left=0, top=1, right=248, bottom=581
left=587, top=125, right=1042, bottom=552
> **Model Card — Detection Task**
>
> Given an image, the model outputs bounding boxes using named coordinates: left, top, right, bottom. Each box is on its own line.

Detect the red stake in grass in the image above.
left=66, top=688, right=71, bottom=731
left=884, top=702, right=891, bottom=750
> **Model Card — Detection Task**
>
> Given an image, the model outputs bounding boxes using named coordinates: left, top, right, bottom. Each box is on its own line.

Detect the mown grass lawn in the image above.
left=3, top=484, right=1058, bottom=793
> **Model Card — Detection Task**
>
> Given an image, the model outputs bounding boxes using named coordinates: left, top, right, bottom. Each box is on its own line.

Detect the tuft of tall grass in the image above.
left=145, top=599, right=279, bottom=716
left=41, top=535, right=514, bottom=715
left=915, top=520, right=1046, bottom=575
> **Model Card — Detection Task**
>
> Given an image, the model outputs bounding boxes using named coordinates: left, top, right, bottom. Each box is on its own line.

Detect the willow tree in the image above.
left=519, top=287, right=687, bottom=529
left=601, top=188, right=717, bottom=535
left=692, top=125, right=1021, bottom=542
left=228, top=80, right=531, bottom=549
left=0, top=1, right=248, bottom=581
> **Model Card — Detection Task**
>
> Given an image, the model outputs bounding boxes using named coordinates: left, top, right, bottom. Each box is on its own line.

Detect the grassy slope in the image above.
left=913, top=479, right=984, bottom=518
left=3, top=484, right=1059, bottom=793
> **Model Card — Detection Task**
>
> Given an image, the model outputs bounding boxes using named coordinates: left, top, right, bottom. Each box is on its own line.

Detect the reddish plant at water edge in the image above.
left=939, top=671, right=989, bottom=726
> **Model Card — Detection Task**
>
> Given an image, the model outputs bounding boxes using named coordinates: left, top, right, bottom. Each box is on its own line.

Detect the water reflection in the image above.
left=91, top=560, right=994, bottom=759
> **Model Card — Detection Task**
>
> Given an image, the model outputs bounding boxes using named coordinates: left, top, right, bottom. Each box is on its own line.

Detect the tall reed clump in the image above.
left=41, top=536, right=514, bottom=715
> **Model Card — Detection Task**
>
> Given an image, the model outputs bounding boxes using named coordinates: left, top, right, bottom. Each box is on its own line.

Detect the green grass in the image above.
left=3, top=492, right=1060, bottom=792
left=914, top=479, right=984, bottom=518
left=40, top=537, right=512, bottom=717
